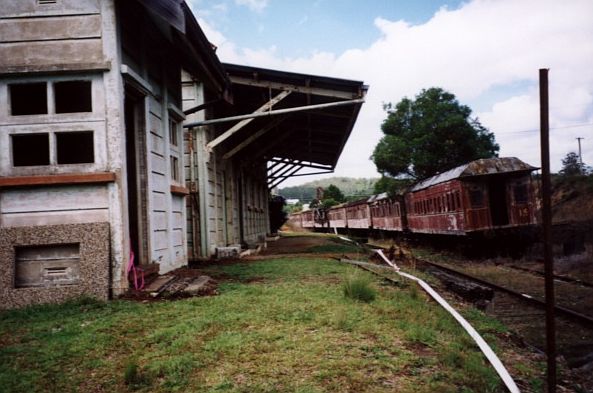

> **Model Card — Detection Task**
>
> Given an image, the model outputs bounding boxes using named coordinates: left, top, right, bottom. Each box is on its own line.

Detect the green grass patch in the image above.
left=0, top=257, right=540, bottom=392
left=343, top=273, right=377, bottom=302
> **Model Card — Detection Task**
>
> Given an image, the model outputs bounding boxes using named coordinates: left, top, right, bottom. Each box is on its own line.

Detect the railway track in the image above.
left=342, top=239, right=593, bottom=363
left=414, top=258, right=593, bottom=328
left=391, top=256, right=593, bottom=377
left=344, top=254, right=593, bottom=391
left=507, top=264, right=593, bottom=289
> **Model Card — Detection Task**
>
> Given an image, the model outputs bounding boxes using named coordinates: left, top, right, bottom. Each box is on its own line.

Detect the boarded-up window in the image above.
left=15, top=244, right=80, bottom=288
left=12, top=133, right=50, bottom=166
left=56, top=131, right=94, bottom=164
left=9, top=83, right=47, bottom=115
left=54, top=81, right=92, bottom=113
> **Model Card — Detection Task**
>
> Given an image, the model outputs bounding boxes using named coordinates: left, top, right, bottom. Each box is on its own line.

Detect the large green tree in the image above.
left=323, top=184, right=345, bottom=203
left=371, top=87, right=499, bottom=179
left=560, top=151, right=586, bottom=176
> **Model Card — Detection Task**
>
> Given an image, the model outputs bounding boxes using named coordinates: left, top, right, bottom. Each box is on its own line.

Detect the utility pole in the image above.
left=539, top=68, right=556, bottom=393
left=576, top=137, right=584, bottom=172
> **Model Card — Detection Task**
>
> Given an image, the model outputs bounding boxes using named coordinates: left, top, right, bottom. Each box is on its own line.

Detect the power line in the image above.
left=496, top=122, right=593, bottom=135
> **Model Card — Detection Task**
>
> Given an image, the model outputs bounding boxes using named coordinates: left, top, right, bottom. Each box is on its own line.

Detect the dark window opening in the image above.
left=170, top=155, right=179, bottom=181
left=9, top=83, right=47, bottom=115
left=469, top=189, right=484, bottom=208
left=54, top=81, right=92, bottom=113
left=514, top=184, right=528, bottom=204
left=12, top=133, right=50, bottom=166
left=56, top=131, right=94, bottom=164
left=169, top=120, right=178, bottom=146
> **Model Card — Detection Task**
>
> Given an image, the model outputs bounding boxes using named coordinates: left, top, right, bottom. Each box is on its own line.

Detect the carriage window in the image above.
left=469, top=189, right=484, bottom=208
left=514, top=184, right=528, bottom=204
left=9, top=83, right=48, bottom=115
left=54, top=81, right=92, bottom=113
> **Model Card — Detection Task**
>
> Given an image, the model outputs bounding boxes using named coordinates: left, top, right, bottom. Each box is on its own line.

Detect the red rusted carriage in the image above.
left=327, top=204, right=347, bottom=229
left=405, top=157, right=537, bottom=235
left=344, top=198, right=371, bottom=229
left=368, top=193, right=406, bottom=231
left=301, top=210, right=316, bottom=229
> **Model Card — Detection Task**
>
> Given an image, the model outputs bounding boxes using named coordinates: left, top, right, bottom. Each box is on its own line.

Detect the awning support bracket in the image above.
left=205, top=90, right=291, bottom=151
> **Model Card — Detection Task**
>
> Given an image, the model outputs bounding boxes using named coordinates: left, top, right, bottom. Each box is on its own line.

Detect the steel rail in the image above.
left=415, top=258, right=593, bottom=328
left=508, top=264, right=593, bottom=289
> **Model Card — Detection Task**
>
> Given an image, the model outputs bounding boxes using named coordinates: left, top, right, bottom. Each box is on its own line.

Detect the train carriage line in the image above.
left=291, top=157, right=538, bottom=238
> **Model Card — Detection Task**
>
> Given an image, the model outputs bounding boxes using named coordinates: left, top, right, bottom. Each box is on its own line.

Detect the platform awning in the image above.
left=185, top=63, right=367, bottom=188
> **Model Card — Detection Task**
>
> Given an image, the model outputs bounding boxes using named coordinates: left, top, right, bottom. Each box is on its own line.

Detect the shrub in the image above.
left=343, top=274, right=376, bottom=302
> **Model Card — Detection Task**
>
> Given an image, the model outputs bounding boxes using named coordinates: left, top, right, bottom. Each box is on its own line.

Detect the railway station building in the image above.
left=0, top=0, right=367, bottom=308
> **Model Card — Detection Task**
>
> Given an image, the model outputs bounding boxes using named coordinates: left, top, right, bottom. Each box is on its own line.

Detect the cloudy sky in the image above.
left=188, top=0, right=593, bottom=186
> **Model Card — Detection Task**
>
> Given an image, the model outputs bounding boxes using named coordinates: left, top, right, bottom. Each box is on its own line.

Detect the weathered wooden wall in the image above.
left=119, top=1, right=187, bottom=274
left=0, top=0, right=107, bottom=74
left=0, top=0, right=127, bottom=295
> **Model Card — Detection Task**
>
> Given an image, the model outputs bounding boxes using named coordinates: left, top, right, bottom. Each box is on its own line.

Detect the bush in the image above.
left=343, top=274, right=376, bottom=302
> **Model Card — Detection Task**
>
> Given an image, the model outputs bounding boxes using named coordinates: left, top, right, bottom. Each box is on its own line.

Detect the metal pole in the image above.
left=539, top=68, right=556, bottom=392
left=183, top=98, right=365, bottom=128
left=577, top=137, right=584, bottom=173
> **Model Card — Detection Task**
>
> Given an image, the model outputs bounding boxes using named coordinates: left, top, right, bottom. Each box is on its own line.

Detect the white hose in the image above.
left=374, top=249, right=520, bottom=393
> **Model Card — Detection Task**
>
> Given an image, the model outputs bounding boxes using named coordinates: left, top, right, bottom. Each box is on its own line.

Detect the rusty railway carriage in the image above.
left=289, top=157, right=538, bottom=238
left=327, top=204, right=347, bottom=229
left=369, top=193, right=406, bottom=231
left=405, top=157, right=538, bottom=235
left=344, top=198, right=371, bottom=229
left=301, top=210, right=316, bottom=229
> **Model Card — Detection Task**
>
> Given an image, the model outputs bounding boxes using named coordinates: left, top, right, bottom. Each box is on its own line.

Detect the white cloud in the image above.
left=197, top=0, right=593, bottom=185
left=234, top=0, right=268, bottom=13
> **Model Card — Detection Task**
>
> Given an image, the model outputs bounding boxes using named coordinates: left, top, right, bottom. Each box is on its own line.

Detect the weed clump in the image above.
left=124, top=359, right=151, bottom=389
left=343, top=274, right=376, bottom=302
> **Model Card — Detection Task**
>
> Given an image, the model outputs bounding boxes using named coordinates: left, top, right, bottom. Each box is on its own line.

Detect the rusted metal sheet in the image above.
left=411, top=157, right=537, bottom=192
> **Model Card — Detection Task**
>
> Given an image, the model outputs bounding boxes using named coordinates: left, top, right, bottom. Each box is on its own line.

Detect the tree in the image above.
left=320, top=198, right=339, bottom=209
left=560, top=152, right=585, bottom=176
left=371, top=87, right=499, bottom=179
left=373, top=176, right=412, bottom=197
left=323, top=184, right=345, bottom=203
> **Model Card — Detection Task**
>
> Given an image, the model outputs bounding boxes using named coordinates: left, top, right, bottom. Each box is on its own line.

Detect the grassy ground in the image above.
left=1, top=257, right=540, bottom=392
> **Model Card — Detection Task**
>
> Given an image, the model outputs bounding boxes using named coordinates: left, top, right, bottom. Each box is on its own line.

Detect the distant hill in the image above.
left=278, top=177, right=378, bottom=203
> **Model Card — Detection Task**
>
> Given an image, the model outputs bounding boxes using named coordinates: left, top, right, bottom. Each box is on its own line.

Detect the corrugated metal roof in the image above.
left=220, top=63, right=367, bottom=169
left=367, top=192, right=388, bottom=203
left=410, top=157, right=537, bottom=192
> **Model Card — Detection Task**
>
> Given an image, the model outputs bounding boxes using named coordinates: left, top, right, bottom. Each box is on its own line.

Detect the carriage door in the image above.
left=488, top=177, right=509, bottom=226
